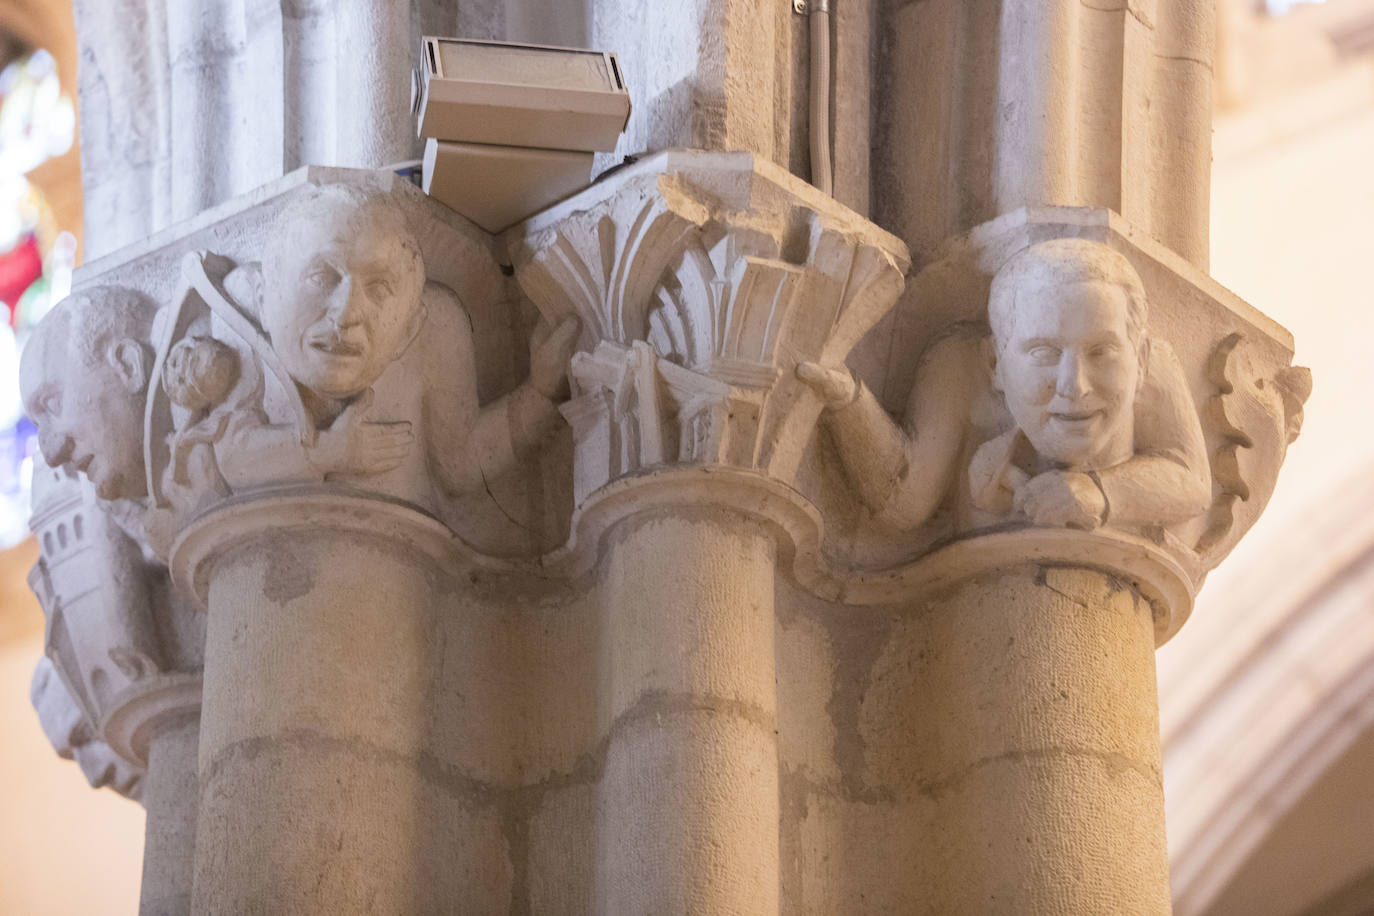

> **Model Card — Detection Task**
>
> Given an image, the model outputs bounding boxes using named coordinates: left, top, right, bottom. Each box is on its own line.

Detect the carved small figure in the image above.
left=798, top=238, right=1211, bottom=537
left=160, top=335, right=240, bottom=487
left=163, top=335, right=239, bottom=414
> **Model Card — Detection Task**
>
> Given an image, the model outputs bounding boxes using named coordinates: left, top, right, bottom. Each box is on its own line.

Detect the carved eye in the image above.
left=1028, top=345, right=1060, bottom=365
left=304, top=266, right=339, bottom=290
left=36, top=390, right=60, bottom=418
left=1088, top=343, right=1119, bottom=360
left=366, top=278, right=395, bottom=299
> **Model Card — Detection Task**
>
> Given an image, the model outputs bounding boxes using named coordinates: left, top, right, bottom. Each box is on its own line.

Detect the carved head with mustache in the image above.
left=259, top=185, right=426, bottom=402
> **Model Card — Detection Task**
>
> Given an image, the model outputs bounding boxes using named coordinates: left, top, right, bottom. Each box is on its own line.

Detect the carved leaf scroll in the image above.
left=1196, top=332, right=1311, bottom=563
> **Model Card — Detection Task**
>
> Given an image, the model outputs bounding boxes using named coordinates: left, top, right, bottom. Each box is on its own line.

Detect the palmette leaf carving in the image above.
left=1197, top=332, right=1311, bottom=562
left=511, top=165, right=909, bottom=493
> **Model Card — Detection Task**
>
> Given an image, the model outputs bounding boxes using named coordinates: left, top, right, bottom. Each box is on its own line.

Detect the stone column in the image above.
left=136, top=714, right=201, bottom=916
left=918, top=546, right=1176, bottom=913
left=879, top=0, right=1215, bottom=269
left=856, top=8, right=1301, bottom=906
left=594, top=493, right=780, bottom=913
left=510, top=150, right=910, bottom=913
left=816, top=206, right=1306, bottom=913
left=176, top=496, right=448, bottom=914
left=21, top=169, right=561, bottom=914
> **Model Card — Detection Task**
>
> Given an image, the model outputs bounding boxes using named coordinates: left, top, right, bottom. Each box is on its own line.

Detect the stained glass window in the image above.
left=0, top=48, right=78, bottom=547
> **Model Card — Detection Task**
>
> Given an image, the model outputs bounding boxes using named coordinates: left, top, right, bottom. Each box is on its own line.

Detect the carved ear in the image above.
left=107, top=339, right=149, bottom=392
left=982, top=336, right=1002, bottom=391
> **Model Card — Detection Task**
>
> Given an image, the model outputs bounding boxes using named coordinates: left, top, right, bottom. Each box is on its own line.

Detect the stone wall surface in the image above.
left=30, top=2, right=1308, bottom=914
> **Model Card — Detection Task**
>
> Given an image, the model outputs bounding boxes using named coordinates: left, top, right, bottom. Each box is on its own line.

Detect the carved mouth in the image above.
left=309, top=338, right=364, bottom=357
left=1050, top=410, right=1103, bottom=425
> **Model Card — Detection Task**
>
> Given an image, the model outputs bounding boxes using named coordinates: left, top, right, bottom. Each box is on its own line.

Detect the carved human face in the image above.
left=992, top=279, right=1143, bottom=470
left=21, top=315, right=149, bottom=501
left=260, top=207, right=424, bottom=401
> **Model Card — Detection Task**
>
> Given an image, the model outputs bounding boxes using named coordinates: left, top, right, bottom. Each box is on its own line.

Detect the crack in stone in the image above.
left=915, top=745, right=1162, bottom=800
left=1035, top=565, right=1096, bottom=612
left=1154, top=53, right=1214, bottom=72
left=1080, top=0, right=1154, bottom=30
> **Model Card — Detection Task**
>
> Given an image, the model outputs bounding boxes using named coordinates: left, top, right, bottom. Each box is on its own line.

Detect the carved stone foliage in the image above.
left=508, top=152, right=911, bottom=497
left=1196, top=332, right=1311, bottom=564
left=515, top=162, right=1304, bottom=639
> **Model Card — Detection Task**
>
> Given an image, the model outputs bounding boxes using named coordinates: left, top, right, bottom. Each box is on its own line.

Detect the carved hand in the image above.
left=308, top=389, right=413, bottom=478
left=1014, top=470, right=1107, bottom=530
left=529, top=315, right=582, bottom=401
left=796, top=361, right=858, bottom=409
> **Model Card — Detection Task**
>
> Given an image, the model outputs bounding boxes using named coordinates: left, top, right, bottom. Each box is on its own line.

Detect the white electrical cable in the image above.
left=809, top=0, right=834, bottom=196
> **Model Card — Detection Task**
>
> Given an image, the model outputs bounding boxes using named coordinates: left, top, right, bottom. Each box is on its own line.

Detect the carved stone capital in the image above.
left=101, top=672, right=202, bottom=769
left=819, top=207, right=1307, bottom=641
left=20, top=167, right=579, bottom=782
left=507, top=151, right=911, bottom=500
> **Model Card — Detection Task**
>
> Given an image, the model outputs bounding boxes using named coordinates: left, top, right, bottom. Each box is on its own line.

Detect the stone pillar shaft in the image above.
left=191, top=523, right=441, bottom=914
left=880, top=0, right=1215, bottom=268
left=595, top=507, right=780, bottom=914
left=139, top=716, right=200, bottom=916
left=922, top=565, right=1170, bottom=914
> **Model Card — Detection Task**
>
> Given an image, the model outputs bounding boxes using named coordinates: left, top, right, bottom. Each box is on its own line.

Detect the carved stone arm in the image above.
left=825, top=330, right=986, bottom=530
left=458, top=382, right=563, bottom=492
left=1095, top=341, right=1213, bottom=529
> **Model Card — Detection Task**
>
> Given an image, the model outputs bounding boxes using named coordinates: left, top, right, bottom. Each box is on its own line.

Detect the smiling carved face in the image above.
left=993, top=279, right=1143, bottom=470
left=260, top=200, right=425, bottom=401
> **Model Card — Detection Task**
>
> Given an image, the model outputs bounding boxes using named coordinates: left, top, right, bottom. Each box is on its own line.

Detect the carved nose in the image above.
left=325, top=278, right=365, bottom=329
left=1055, top=352, right=1088, bottom=398
left=38, top=425, right=74, bottom=467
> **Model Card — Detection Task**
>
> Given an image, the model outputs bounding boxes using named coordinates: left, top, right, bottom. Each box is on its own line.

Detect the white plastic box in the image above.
left=415, top=37, right=631, bottom=151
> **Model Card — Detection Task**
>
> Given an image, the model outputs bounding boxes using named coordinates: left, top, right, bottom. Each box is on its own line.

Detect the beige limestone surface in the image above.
left=28, top=0, right=1316, bottom=907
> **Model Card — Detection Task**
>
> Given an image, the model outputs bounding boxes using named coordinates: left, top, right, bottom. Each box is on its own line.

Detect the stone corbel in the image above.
left=18, top=168, right=564, bottom=797
left=507, top=150, right=911, bottom=501
left=821, top=207, right=1309, bottom=643
left=18, top=167, right=583, bottom=912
